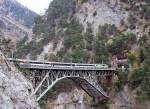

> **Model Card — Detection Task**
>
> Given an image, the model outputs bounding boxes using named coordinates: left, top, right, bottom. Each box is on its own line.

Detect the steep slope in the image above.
left=0, top=0, right=38, bottom=28
left=12, top=0, right=150, bottom=109
left=0, top=0, right=38, bottom=49
left=15, top=0, right=149, bottom=62
left=75, top=0, right=128, bottom=33
left=0, top=50, right=40, bottom=109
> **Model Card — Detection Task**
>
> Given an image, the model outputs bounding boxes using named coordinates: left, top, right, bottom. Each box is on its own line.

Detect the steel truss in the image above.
left=23, top=69, right=114, bottom=101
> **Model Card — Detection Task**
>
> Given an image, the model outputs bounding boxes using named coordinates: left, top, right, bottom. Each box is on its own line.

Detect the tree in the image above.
left=107, top=33, right=137, bottom=55
left=94, top=40, right=109, bottom=63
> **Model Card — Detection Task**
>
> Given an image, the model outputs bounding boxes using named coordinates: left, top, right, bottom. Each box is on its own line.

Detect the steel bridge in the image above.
left=8, top=58, right=116, bottom=102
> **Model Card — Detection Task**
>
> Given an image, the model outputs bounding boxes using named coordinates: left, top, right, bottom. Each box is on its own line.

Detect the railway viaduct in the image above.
left=0, top=50, right=116, bottom=103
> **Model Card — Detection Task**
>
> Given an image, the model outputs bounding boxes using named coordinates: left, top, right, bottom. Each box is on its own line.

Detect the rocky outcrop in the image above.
left=0, top=0, right=38, bottom=28
left=0, top=0, right=38, bottom=43
left=0, top=52, right=40, bottom=109
left=76, top=0, right=128, bottom=33
left=45, top=88, right=91, bottom=109
left=109, top=85, right=150, bottom=109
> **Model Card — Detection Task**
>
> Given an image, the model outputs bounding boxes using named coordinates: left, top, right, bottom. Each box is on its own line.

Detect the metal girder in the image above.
left=4, top=57, right=116, bottom=102
left=23, top=69, right=115, bottom=101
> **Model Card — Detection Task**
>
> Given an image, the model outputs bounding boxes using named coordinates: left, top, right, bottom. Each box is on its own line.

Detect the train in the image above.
left=8, top=58, right=109, bottom=69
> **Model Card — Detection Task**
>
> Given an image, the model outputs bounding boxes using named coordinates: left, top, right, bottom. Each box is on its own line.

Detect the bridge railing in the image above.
left=8, top=58, right=116, bottom=71
left=18, top=63, right=116, bottom=71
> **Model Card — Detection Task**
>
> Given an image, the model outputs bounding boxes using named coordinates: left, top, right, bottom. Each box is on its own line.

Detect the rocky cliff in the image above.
left=4, top=0, right=149, bottom=109
left=0, top=0, right=38, bottom=28
left=0, top=0, right=38, bottom=49
left=14, top=0, right=149, bottom=61
left=0, top=51, right=40, bottom=109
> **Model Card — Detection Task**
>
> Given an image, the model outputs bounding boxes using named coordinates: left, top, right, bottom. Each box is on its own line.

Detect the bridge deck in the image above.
left=19, top=63, right=116, bottom=71
left=8, top=58, right=116, bottom=101
left=8, top=58, right=116, bottom=71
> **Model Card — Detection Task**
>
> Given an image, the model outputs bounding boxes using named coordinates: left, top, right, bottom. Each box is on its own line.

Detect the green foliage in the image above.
left=15, top=40, right=41, bottom=59
left=59, top=14, right=69, bottom=28
left=116, top=70, right=128, bottom=91
left=107, top=33, right=137, bottom=55
left=130, top=64, right=150, bottom=100
left=127, top=51, right=138, bottom=65
left=16, top=36, right=28, bottom=47
left=122, top=0, right=150, bottom=20
left=56, top=48, right=66, bottom=59
left=94, top=40, right=109, bottom=63
left=0, top=37, right=12, bottom=55
left=127, top=13, right=137, bottom=29
left=125, top=32, right=150, bottom=101
left=84, top=27, right=93, bottom=43
left=46, top=53, right=58, bottom=61
left=33, top=16, right=49, bottom=34
left=71, top=49, right=85, bottom=63
left=38, top=100, right=47, bottom=109
left=84, top=27, right=94, bottom=51
left=93, top=11, right=97, bottom=16
left=64, top=19, right=84, bottom=48
left=138, top=34, right=150, bottom=65
left=47, top=0, right=76, bottom=26
left=63, top=53, right=72, bottom=62
left=80, top=0, right=88, bottom=4
left=97, top=99, right=109, bottom=108
left=39, top=79, right=75, bottom=108
left=97, top=24, right=118, bottom=40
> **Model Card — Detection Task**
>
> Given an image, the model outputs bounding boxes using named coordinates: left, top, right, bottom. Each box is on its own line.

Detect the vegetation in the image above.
left=39, top=79, right=75, bottom=108
left=33, top=16, right=49, bottom=35
left=16, top=34, right=58, bottom=59
left=94, top=40, right=109, bottom=63
left=47, top=0, right=76, bottom=26
left=84, top=27, right=94, bottom=51
left=1, top=0, right=150, bottom=107
left=93, top=11, right=97, bottom=16
left=107, top=33, right=137, bottom=55
left=0, top=37, right=13, bottom=55
left=79, top=0, right=88, bottom=4
left=64, top=19, right=84, bottom=48
left=127, top=13, right=137, bottom=30
left=97, top=24, right=118, bottom=40
left=3, top=0, right=37, bottom=27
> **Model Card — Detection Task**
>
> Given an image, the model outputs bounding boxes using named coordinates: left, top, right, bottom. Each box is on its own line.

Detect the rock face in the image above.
left=0, top=53, right=40, bottom=109
left=46, top=88, right=91, bottom=109
left=0, top=0, right=38, bottom=43
left=0, top=0, right=38, bottom=28
left=76, top=0, right=128, bottom=33
left=109, top=85, right=150, bottom=109
left=109, top=85, right=135, bottom=109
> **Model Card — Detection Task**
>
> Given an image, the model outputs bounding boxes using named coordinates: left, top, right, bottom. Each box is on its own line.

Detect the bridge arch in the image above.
left=8, top=58, right=115, bottom=102
left=32, top=71, right=109, bottom=101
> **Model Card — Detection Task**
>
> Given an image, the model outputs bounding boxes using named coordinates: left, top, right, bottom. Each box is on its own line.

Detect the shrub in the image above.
left=93, top=11, right=97, bottom=16
left=107, top=33, right=136, bottom=55
left=97, top=24, right=118, bottom=40
left=64, top=19, right=83, bottom=48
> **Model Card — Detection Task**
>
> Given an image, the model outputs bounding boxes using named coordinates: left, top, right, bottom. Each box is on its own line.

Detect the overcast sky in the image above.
left=17, top=0, right=52, bottom=14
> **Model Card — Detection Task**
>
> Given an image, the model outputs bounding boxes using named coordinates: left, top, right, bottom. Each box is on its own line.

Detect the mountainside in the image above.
left=15, top=0, right=149, bottom=62
left=0, top=0, right=38, bottom=48
left=0, top=50, right=40, bottom=109
left=8, top=0, right=150, bottom=108
left=0, top=0, right=38, bottom=28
